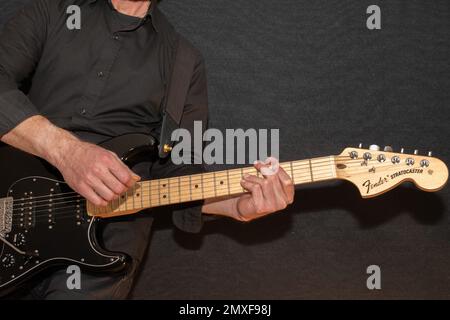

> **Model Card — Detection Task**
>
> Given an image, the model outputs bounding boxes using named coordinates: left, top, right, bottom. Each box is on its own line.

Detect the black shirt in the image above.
left=0, top=0, right=209, bottom=232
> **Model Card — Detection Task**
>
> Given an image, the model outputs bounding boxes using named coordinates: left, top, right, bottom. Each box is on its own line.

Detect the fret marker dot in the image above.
left=163, top=195, right=167, bottom=199
left=195, top=184, right=198, bottom=188
left=220, top=181, right=224, bottom=185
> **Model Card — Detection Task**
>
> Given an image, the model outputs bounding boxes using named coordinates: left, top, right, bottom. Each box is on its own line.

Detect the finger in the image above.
left=86, top=176, right=117, bottom=202
left=240, top=179, right=264, bottom=204
left=109, top=157, right=139, bottom=188
left=100, top=170, right=129, bottom=196
left=277, top=167, right=295, bottom=203
left=78, top=183, right=108, bottom=207
left=243, top=173, right=275, bottom=201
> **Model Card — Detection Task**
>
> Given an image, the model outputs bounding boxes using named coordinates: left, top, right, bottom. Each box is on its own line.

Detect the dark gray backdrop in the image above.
left=1, top=0, right=449, bottom=299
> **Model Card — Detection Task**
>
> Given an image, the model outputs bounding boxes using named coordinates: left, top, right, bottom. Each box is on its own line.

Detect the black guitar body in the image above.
left=0, top=134, right=158, bottom=296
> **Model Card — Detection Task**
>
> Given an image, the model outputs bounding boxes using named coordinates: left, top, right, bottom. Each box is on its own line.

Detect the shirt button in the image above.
left=97, top=71, right=104, bottom=78
left=80, top=108, right=87, bottom=115
left=113, top=34, right=120, bottom=40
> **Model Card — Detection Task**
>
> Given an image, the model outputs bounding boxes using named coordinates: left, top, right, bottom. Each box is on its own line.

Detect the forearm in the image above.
left=0, top=115, right=80, bottom=167
left=202, top=196, right=242, bottom=220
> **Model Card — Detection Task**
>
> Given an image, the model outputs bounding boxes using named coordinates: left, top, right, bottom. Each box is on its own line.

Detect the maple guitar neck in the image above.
left=87, top=146, right=448, bottom=218
left=88, top=156, right=337, bottom=218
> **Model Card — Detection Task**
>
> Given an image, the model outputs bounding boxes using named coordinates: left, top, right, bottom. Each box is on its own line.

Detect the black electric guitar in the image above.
left=0, top=134, right=448, bottom=296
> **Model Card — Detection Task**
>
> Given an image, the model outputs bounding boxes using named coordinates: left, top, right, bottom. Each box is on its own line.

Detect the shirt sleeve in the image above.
left=0, top=0, right=51, bottom=136
left=150, top=51, right=209, bottom=233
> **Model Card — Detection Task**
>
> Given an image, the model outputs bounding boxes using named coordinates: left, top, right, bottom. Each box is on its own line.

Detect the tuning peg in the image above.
left=358, top=143, right=363, bottom=148
left=369, top=144, right=380, bottom=151
left=413, top=149, right=419, bottom=155
left=428, top=151, right=433, bottom=157
left=384, top=146, right=393, bottom=152
left=400, top=148, right=405, bottom=154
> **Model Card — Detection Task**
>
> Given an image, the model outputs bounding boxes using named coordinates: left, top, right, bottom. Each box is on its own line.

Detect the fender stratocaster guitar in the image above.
left=0, top=134, right=447, bottom=296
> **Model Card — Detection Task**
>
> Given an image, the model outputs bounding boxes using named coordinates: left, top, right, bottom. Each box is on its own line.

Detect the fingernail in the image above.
left=253, top=160, right=259, bottom=166
left=132, top=174, right=141, bottom=181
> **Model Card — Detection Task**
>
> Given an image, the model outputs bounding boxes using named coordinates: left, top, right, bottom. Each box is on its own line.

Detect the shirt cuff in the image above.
left=0, top=90, right=39, bottom=136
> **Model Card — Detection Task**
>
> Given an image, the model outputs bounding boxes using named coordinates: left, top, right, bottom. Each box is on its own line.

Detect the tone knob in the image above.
left=384, top=146, right=393, bottom=152
left=1, top=254, right=15, bottom=268
left=369, top=144, right=380, bottom=151
left=13, top=233, right=26, bottom=247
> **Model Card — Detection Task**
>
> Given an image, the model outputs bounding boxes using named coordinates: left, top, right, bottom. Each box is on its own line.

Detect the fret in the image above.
left=177, top=176, right=182, bottom=203
left=289, top=161, right=295, bottom=184
left=240, top=167, right=245, bottom=193
left=226, top=170, right=231, bottom=196
left=201, top=173, right=204, bottom=199
left=139, top=182, right=144, bottom=209
left=308, top=159, right=314, bottom=181
left=213, top=171, right=217, bottom=197
left=189, top=175, right=192, bottom=201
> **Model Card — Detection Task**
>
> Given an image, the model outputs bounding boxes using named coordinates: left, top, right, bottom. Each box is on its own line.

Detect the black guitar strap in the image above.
left=158, top=37, right=198, bottom=158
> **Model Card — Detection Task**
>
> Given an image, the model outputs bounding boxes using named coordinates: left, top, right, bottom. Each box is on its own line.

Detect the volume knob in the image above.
left=1, top=254, right=15, bottom=268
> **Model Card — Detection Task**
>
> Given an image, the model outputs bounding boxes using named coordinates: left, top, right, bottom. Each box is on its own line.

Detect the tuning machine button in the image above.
left=414, top=150, right=419, bottom=155
left=400, top=148, right=405, bottom=154
left=406, top=158, right=415, bottom=166
left=428, top=151, right=433, bottom=157
left=358, top=143, right=363, bottom=148
left=377, top=154, right=386, bottom=162
left=369, top=144, right=380, bottom=151
left=384, top=146, right=393, bottom=152
left=391, top=156, right=400, bottom=164
left=420, top=159, right=430, bottom=167
left=349, top=151, right=358, bottom=159
left=363, top=152, right=372, bottom=161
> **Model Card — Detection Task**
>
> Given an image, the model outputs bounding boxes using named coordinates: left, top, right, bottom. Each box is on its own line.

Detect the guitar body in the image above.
left=0, top=133, right=158, bottom=296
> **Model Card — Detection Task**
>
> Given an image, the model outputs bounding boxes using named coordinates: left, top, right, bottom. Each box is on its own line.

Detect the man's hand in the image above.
left=236, top=159, right=294, bottom=221
left=55, top=141, right=140, bottom=207
left=1, top=115, right=139, bottom=207
left=202, top=158, right=295, bottom=221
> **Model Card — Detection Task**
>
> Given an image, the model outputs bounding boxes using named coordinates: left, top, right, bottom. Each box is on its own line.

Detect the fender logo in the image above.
left=363, top=169, right=424, bottom=194
left=363, top=177, right=388, bottom=194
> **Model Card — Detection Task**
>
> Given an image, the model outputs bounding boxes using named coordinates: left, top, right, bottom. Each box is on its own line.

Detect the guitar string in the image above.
left=9, top=160, right=416, bottom=216
left=10, top=169, right=337, bottom=216
left=9, top=162, right=416, bottom=225
left=9, top=155, right=401, bottom=208
left=9, top=158, right=344, bottom=207
left=8, top=156, right=349, bottom=206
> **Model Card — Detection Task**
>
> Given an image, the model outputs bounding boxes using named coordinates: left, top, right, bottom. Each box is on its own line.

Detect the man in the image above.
left=0, top=0, right=294, bottom=299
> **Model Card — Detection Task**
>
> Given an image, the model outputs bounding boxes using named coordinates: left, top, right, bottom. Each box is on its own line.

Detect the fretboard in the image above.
left=90, top=156, right=336, bottom=216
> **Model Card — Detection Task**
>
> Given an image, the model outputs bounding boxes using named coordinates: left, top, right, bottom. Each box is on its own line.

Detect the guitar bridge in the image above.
left=0, top=197, right=13, bottom=236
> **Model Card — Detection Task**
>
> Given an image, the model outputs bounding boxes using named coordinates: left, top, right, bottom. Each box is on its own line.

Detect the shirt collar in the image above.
left=89, top=0, right=159, bottom=32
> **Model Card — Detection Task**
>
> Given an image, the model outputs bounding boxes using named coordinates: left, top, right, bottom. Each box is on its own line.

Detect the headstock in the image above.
left=335, top=145, right=448, bottom=198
